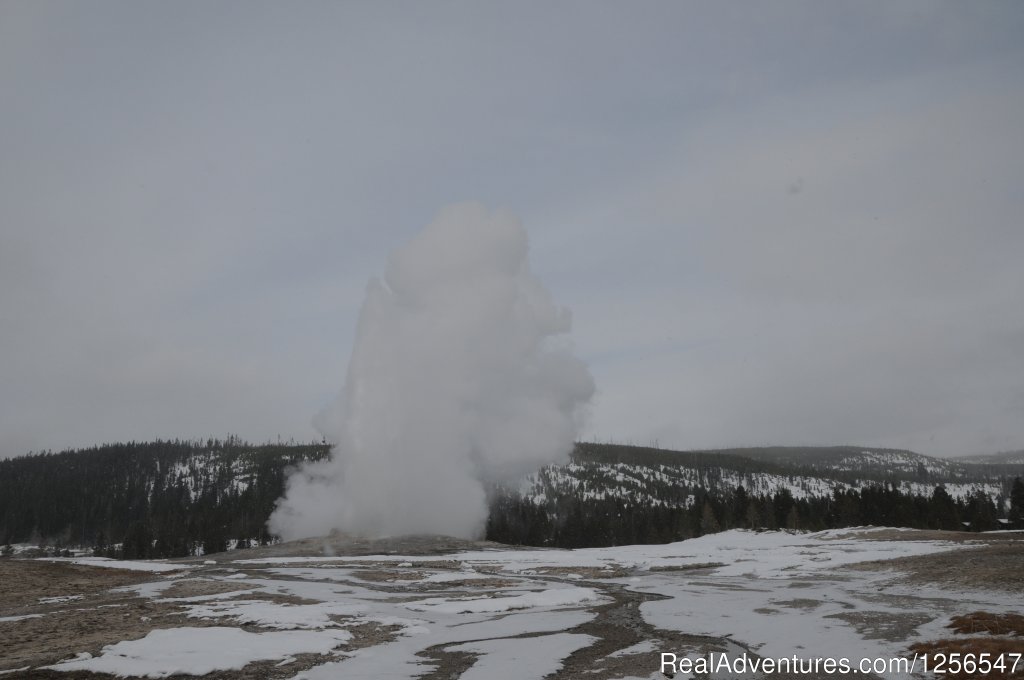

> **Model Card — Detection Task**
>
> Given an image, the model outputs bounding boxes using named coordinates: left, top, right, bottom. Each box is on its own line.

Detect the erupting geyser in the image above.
left=269, top=203, right=594, bottom=540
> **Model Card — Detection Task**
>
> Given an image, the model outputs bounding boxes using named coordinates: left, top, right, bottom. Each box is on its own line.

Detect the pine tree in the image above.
left=700, top=502, right=720, bottom=535
left=930, top=485, right=958, bottom=530
left=786, top=506, right=800, bottom=531
left=745, top=499, right=761, bottom=529
left=1010, top=477, right=1024, bottom=523
left=731, top=486, right=749, bottom=529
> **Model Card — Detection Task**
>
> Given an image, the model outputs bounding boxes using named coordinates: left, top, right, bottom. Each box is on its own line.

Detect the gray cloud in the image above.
left=1, top=2, right=1022, bottom=458
left=564, top=68, right=1024, bottom=457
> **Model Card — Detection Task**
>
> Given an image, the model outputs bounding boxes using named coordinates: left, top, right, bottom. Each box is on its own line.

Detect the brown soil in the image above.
left=950, top=612, right=1024, bottom=636
left=0, top=562, right=224, bottom=674
left=0, top=560, right=159, bottom=612
left=849, top=540, right=1024, bottom=592
left=819, top=528, right=1023, bottom=543
left=904, top=610, right=1024, bottom=680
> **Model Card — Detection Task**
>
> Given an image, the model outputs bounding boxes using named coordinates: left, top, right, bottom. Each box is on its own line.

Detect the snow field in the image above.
left=28, top=529, right=1017, bottom=679
left=46, top=627, right=352, bottom=677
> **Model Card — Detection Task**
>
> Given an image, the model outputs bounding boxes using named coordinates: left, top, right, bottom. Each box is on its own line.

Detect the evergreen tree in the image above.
left=731, top=486, right=749, bottom=528
left=929, top=485, right=958, bottom=530
left=122, top=520, right=153, bottom=559
left=1010, top=477, right=1024, bottom=523
left=965, top=491, right=997, bottom=532
left=785, top=505, right=800, bottom=530
left=745, top=499, right=761, bottom=529
left=699, top=502, right=720, bottom=535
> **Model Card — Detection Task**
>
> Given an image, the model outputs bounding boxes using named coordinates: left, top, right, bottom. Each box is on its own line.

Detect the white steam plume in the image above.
left=269, top=203, right=594, bottom=540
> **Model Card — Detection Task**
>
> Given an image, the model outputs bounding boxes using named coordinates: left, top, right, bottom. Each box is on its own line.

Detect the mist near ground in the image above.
left=269, top=204, right=594, bottom=539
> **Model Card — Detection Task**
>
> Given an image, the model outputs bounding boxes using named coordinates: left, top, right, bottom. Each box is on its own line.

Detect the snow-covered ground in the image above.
left=3, top=529, right=1019, bottom=679
left=39, top=556, right=196, bottom=572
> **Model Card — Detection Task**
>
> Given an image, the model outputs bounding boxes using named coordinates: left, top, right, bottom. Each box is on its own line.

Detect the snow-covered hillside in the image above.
left=155, top=444, right=1017, bottom=510
left=521, top=454, right=1011, bottom=509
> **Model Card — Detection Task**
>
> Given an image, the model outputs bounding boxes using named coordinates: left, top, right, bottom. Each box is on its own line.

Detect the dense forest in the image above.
left=487, top=481, right=1024, bottom=548
left=0, top=438, right=330, bottom=558
left=1, top=439, right=1022, bottom=558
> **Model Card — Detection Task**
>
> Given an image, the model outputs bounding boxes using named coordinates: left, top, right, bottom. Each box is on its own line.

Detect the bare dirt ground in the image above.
left=0, top=562, right=254, bottom=675
left=845, top=532, right=1024, bottom=592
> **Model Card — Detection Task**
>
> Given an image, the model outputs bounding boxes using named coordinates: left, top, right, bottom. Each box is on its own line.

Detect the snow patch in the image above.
left=447, top=633, right=597, bottom=680
left=46, top=626, right=350, bottom=677
left=0, top=613, right=43, bottom=622
left=40, top=557, right=192, bottom=572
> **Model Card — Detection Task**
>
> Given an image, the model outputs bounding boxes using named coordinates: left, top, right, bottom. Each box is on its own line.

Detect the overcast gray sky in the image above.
left=2, top=1, right=1022, bottom=458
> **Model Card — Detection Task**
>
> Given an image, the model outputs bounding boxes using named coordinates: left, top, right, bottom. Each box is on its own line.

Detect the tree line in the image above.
left=487, top=480, right=1024, bottom=548
left=0, top=438, right=330, bottom=558
left=1, top=440, right=1022, bottom=557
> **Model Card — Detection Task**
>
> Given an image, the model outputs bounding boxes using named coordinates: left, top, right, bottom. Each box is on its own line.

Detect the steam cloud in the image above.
left=269, top=203, right=594, bottom=540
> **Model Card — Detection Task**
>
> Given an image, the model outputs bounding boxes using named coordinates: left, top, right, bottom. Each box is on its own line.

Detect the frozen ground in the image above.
left=1, top=528, right=1021, bottom=679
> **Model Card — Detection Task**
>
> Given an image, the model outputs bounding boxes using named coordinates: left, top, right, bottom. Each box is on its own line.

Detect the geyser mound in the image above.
left=269, top=203, right=594, bottom=540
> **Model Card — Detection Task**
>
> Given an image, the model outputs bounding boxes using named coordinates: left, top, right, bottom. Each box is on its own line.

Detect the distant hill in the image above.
left=561, top=443, right=1012, bottom=494
left=724, top=445, right=958, bottom=475
left=951, top=450, right=1024, bottom=465
left=2, top=440, right=1022, bottom=555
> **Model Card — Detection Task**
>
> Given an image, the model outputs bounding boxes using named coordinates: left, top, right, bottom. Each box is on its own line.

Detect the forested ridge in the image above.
left=1, top=439, right=1022, bottom=557
left=0, top=438, right=330, bottom=557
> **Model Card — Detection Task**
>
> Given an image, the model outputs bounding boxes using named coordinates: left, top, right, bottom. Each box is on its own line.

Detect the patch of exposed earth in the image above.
left=848, top=540, right=1024, bottom=593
